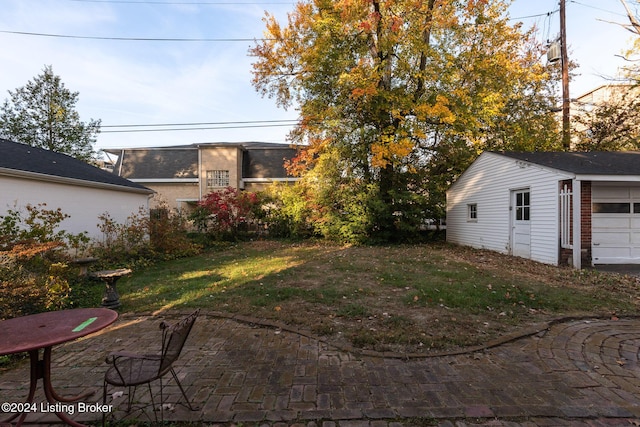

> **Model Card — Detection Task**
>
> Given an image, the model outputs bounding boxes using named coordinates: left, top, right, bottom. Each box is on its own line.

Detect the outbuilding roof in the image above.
left=498, top=151, right=640, bottom=176
left=0, top=138, right=153, bottom=193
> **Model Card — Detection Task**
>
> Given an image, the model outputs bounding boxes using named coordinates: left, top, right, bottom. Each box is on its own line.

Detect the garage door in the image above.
left=592, top=185, right=640, bottom=264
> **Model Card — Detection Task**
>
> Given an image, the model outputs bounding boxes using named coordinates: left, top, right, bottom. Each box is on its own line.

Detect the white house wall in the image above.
left=1, top=175, right=149, bottom=243
left=446, top=152, right=573, bottom=265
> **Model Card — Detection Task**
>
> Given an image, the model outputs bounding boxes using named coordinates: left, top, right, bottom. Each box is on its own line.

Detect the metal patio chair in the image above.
left=102, top=309, right=200, bottom=423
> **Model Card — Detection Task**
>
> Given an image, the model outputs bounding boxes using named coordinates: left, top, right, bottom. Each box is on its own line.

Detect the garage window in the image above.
left=467, top=204, right=477, bottom=221
left=635, top=203, right=640, bottom=214
left=593, top=203, right=630, bottom=214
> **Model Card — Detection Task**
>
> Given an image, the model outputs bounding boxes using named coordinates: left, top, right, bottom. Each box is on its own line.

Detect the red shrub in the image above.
left=193, top=187, right=261, bottom=238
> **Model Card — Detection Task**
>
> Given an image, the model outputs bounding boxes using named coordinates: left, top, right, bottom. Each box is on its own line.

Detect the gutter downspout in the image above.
left=118, top=149, right=125, bottom=176
left=198, top=146, right=202, bottom=201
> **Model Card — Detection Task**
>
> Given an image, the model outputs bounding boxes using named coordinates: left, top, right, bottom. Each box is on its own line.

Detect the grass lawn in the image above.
left=107, top=240, right=640, bottom=354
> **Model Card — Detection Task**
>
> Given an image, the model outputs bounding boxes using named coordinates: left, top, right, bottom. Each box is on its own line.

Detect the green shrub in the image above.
left=92, top=203, right=201, bottom=268
left=0, top=203, right=86, bottom=319
left=0, top=203, right=89, bottom=251
left=261, top=183, right=316, bottom=239
left=149, top=206, right=202, bottom=257
left=92, top=208, right=153, bottom=268
left=0, top=201, right=204, bottom=319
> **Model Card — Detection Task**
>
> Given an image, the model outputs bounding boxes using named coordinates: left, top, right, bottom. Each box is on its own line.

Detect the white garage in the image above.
left=591, top=184, right=640, bottom=264
left=447, top=151, right=640, bottom=269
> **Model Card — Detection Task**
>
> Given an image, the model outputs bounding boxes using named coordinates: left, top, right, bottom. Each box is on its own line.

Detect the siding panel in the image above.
left=1, top=175, right=149, bottom=241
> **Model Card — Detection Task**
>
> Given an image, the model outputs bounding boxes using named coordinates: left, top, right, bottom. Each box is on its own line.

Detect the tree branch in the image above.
left=619, top=0, right=640, bottom=35
left=415, top=0, right=437, bottom=101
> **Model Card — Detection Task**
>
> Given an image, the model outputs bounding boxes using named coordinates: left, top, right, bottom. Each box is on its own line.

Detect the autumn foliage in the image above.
left=0, top=204, right=85, bottom=319
left=252, top=0, right=561, bottom=242
left=0, top=202, right=202, bottom=319
left=92, top=203, right=201, bottom=267
left=191, top=187, right=262, bottom=239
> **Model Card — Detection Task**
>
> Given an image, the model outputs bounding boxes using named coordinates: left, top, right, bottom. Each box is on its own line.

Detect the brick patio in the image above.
left=1, top=312, right=640, bottom=426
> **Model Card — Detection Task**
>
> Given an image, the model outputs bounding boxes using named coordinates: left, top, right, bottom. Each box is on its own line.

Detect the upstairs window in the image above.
left=206, top=170, right=230, bottom=188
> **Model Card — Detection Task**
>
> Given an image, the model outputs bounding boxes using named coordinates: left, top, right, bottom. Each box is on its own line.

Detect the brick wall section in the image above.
left=581, top=181, right=592, bottom=267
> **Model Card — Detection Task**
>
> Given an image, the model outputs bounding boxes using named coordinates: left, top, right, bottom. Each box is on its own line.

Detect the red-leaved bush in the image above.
left=191, top=187, right=261, bottom=239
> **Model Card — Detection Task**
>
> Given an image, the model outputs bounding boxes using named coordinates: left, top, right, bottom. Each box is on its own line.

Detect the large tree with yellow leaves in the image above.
left=251, top=0, right=561, bottom=242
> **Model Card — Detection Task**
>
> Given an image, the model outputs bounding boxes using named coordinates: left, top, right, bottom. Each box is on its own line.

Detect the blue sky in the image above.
left=0, top=0, right=636, bottom=153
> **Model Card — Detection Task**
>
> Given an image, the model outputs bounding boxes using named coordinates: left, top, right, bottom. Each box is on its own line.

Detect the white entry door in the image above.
left=511, top=189, right=531, bottom=259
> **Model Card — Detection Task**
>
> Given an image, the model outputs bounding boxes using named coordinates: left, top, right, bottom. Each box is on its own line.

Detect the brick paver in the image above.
left=1, top=312, right=640, bottom=426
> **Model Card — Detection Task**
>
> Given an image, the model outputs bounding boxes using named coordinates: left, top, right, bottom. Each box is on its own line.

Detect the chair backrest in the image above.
left=158, top=309, right=200, bottom=376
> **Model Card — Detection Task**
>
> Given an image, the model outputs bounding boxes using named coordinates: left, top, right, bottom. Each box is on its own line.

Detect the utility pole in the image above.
left=560, top=0, right=571, bottom=149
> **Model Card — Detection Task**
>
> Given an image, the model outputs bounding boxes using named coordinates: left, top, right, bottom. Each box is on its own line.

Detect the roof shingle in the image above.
left=0, top=138, right=152, bottom=192
left=498, top=151, right=640, bottom=175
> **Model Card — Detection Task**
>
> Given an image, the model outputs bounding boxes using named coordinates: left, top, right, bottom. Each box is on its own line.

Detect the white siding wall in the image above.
left=446, top=152, right=573, bottom=265
left=1, top=176, right=150, bottom=242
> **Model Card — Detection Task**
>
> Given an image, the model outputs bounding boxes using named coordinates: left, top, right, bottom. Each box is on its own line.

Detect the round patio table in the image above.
left=0, top=307, right=118, bottom=427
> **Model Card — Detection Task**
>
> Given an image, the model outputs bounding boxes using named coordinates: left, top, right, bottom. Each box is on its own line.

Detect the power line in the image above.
left=509, top=11, right=557, bottom=21
left=101, top=119, right=298, bottom=128
left=100, top=123, right=299, bottom=133
left=544, top=9, right=558, bottom=42
left=509, top=0, right=627, bottom=23
left=0, top=29, right=266, bottom=42
left=4, top=11, right=583, bottom=43
left=569, top=0, right=629, bottom=18
left=69, top=0, right=292, bottom=4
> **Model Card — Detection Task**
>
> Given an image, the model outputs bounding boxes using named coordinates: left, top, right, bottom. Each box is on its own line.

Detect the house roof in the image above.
left=243, top=147, right=294, bottom=179
left=0, top=138, right=153, bottom=193
left=104, top=141, right=294, bottom=152
left=498, top=151, right=640, bottom=176
left=574, top=84, right=633, bottom=101
left=114, top=148, right=199, bottom=180
left=105, top=142, right=297, bottom=180
left=198, top=141, right=294, bottom=150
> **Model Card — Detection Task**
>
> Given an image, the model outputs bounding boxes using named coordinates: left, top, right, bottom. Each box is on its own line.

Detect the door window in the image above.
left=515, top=191, right=530, bottom=221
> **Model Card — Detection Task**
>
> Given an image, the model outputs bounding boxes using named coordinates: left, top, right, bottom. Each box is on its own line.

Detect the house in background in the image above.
left=572, top=84, right=635, bottom=109
left=105, top=142, right=298, bottom=211
left=447, top=151, right=640, bottom=269
left=0, top=138, right=154, bottom=242
left=570, top=84, right=640, bottom=143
